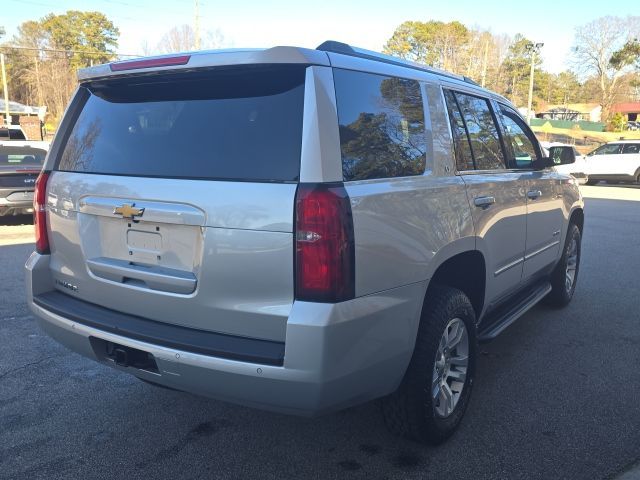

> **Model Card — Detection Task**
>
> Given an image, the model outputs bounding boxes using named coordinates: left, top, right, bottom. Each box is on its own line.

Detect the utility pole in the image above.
left=1, top=53, right=10, bottom=126
left=34, top=56, right=44, bottom=107
left=480, top=38, right=489, bottom=88
left=525, top=42, right=544, bottom=124
left=194, top=0, right=201, bottom=50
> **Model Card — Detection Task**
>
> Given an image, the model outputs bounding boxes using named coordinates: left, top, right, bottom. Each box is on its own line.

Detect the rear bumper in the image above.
left=26, top=252, right=426, bottom=416
left=0, top=191, right=34, bottom=216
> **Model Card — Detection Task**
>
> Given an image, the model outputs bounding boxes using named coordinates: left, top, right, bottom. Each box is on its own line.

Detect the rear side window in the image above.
left=334, top=69, right=427, bottom=181
left=443, top=90, right=475, bottom=171
left=453, top=92, right=505, bottom=170
left=589, top=144, right=620, bottom=156
left=0, top=128, right=27, bottom=140
left=10, top=129, right=26, bottom=140
left=57, top=66, right=306, bottom=182
left=622, top=143, right=640, bottom=154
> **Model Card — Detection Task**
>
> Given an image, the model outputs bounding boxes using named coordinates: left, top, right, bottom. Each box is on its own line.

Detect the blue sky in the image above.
left=3, top=0, right=639, bottom=72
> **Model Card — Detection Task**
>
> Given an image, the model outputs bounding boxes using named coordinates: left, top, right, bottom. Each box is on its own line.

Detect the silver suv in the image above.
left=25, top=41, right=584, bottom=444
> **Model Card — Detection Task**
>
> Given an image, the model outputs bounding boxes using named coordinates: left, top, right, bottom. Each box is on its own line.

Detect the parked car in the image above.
left=626, top=121, right=639, bottom=131
left=25, top=41, right=584, bottom=444
left=584, top=140, right=640, bottom=184
left=0, top=141, right=48, bottom=216
left=0, top=125, right=28, bottom=140
left=540, top=141, right=589, bottom=184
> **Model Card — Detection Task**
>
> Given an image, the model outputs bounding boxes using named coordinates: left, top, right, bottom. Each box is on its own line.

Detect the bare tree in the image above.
left=571, top=15, right=640, bottom=119
left=156, top=24, right=225, bottom=54
left=157, top=25, right=195, bottom=53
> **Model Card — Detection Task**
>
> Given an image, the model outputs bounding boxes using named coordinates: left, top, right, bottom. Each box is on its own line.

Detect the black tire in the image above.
left=585, top=178, right=598, bottom=186
left=381, top=285, right=477, bottom=444
left=546, top=223, right=581, bottom=308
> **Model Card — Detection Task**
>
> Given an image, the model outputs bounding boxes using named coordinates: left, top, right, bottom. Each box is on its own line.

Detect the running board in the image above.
left=477, top=281, right=552, bottom=343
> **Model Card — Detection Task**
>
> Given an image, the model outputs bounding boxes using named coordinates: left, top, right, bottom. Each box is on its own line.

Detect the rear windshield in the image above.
left=0, top=147, right=46, bottom=171
left=56, top=65, right=306, bottom=182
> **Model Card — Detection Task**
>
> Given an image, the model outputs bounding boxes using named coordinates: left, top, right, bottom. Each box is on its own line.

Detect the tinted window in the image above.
left=589, top=144, right=620, bottom=156
left=499, top=105, right=539, bottom=168
left=334, top=69, right=427, bottom=181
left=443, top=90, right=475, bottom=171
left=454, top=93, right=505, bottom=170
left=57, top=66, right=306, bottom=182
left=9, top=129, right=26, bottom=140
left=622, top=143, right=640, bottom=154
left=0, top=128, right=27, bottom=140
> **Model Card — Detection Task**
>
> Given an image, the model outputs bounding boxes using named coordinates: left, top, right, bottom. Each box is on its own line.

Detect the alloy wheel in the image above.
left=432, top=317, right=469, bottom=418
left=565, top=236, right=578, bottom=293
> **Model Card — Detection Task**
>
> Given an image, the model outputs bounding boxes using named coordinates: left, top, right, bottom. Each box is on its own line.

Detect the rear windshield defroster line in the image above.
left=56, top=65, right=307, bottom=183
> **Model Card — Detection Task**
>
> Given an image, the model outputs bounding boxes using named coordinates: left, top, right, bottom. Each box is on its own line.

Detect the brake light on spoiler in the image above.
left=110, top=55, right=191, bottom=72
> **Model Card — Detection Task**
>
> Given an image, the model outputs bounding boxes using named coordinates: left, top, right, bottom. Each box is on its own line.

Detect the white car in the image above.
left=0, top=125, right=28, bottom=140
left=584, top=140, right=640, bottom=185
left=540, top=142, right=589, bottom=184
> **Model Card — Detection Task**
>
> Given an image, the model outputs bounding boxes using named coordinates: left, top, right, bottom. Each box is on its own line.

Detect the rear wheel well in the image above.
left=570, top=208, right=584, bottom=233
left=428, top=251, right=485, bottom=319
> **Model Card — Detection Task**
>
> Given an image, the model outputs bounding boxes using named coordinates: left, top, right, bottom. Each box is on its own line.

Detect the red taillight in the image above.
left=34, top=172, right=50, bottom=254
left=110, top=55, right=191, bottom=72
left=295, top=183, right=355, bottom=303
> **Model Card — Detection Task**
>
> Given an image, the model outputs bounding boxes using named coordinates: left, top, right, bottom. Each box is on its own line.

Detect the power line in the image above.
left=1, top=45, right=140, bottom=58
left=5, top=0, right=58, bottom=7
left=5, top=0, right=142, bottom=22
left=100, top=0, right=148, bottom=8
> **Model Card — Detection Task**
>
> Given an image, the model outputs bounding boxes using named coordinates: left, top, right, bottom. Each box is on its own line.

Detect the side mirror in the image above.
left=548, top=146, right=576, bottom=165
left=533, top=156, right=555, bottom=170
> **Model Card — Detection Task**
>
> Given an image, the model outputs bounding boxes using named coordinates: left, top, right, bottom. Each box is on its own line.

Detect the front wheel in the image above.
left=381, top=285, right=477, bottom=444
left=546, top=223, right=581, bottom=307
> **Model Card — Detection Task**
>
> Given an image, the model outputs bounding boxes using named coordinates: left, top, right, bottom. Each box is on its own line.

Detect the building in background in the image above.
left=0, top=99, right=47, bottom=140
left=611, top=102, right=640, bottom=122
left=536, top=103, right=602, bottom=123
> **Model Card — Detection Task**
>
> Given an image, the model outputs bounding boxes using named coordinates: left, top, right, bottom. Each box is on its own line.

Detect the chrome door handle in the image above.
left=474, top=196, right=496, bottom=209
left=527, top=190, right=542, bottom=200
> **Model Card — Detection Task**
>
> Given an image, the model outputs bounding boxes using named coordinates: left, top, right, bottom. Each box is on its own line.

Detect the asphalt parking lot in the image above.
left=1, top=185, right=639, bottom=480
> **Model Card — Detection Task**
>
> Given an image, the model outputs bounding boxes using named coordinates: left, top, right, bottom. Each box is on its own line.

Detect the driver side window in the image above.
left=590, top=144, right=621, bottom=156
left=499, top=105, right=539, bottom=169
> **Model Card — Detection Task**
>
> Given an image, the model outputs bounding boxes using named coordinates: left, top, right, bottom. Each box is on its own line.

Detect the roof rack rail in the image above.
left=316, top=40, right=481, bottom=87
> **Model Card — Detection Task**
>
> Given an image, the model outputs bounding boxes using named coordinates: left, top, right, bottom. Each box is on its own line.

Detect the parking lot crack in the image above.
left=0, top=354, right=60, bottom=380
